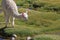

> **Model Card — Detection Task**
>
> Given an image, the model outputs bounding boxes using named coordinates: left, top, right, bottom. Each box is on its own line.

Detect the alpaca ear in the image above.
left=26, top=9, right=29, bottom=14
left=26, top=11, right=28, bottom=13
left=26, top=10, right=30, bottom=15
left=26, top=9, right=31, bottom=15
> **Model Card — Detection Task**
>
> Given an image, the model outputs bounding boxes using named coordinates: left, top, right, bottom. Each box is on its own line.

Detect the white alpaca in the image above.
left=1, top=0, right=28, bottom=27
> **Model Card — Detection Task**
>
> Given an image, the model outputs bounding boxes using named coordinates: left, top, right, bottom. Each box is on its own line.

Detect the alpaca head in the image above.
left=22, top=11, right=28, bottom=21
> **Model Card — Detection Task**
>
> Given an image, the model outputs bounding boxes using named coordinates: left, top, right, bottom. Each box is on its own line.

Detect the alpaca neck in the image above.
left=13, top=12, right=22, bottom=18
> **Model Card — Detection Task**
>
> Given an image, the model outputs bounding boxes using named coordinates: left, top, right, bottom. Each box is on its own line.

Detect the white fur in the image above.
left=1, top=0, right=28, bottom=27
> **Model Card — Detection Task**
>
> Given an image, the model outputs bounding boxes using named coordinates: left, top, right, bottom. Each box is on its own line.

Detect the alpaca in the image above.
left=1, top=0, right=28, bottom=27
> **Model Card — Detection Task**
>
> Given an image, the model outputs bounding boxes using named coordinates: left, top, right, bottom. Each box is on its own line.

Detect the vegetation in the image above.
left=0, top=0, right=60, bottom=40
left=34, top=34, right=60, bottom=40
left=15, top=0, right=60, bottom=11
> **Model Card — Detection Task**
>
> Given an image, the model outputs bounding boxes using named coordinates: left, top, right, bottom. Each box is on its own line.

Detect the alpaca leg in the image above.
left=12, top=17, right=15, bottom=27
left=4, top=13, right=10, bottom=27
left=11, top=17, right=15, bottom=27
